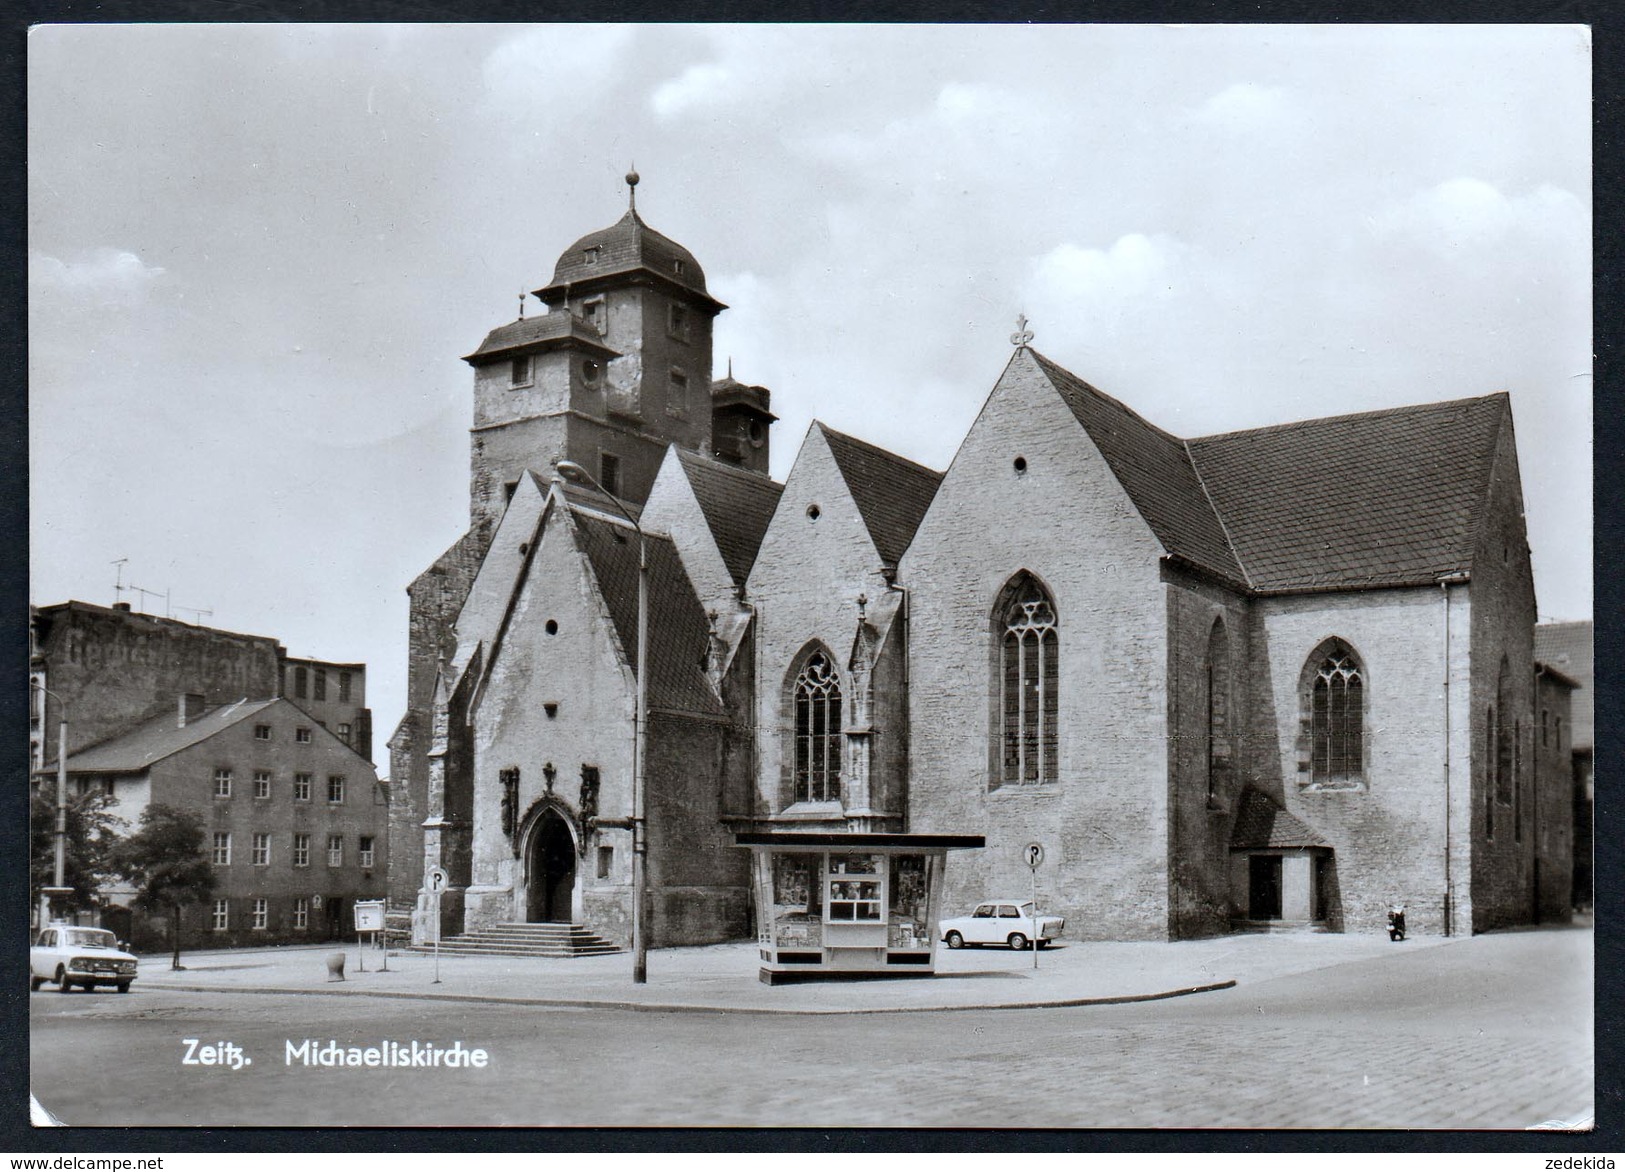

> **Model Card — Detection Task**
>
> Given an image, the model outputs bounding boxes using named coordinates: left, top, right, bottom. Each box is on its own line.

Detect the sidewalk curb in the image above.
left=134, top=977, right=1238, bottom=1015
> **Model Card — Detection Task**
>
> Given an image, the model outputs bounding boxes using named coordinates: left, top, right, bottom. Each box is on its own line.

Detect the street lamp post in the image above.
left=32, top=683, right=73, bottom=929
left=554, top=460, right=649, bottom=984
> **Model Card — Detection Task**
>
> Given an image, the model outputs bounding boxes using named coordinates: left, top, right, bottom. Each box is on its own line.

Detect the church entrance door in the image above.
left=527, top=809, right=576, bottom=923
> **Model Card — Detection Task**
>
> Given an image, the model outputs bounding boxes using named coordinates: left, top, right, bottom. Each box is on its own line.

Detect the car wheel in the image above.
left=29, top=976, right=43, bottom=992
left=1007, top=933, right=1029, bottom=951
left=55, top=967, right=72, bottom=993
left=945, top=931, right=964, bottom=950
left=116, top=982, right=131, bottom=994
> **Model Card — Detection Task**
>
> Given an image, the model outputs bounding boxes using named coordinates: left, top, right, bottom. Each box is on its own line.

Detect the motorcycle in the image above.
left=1387, top=904, right=1407, bottom=941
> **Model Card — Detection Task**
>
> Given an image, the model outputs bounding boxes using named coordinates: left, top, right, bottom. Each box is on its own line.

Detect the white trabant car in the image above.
left=939, top=900, right=1064, bottom=951
left=30, top=925, right=138, bottom=993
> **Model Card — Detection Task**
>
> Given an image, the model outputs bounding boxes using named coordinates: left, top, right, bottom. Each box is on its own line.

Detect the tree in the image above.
left=109, top=804, right=218, bottom=970
left=29, top=787, right=123, bottom=916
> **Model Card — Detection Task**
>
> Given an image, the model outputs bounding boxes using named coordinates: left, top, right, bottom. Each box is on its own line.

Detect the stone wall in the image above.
left=902, top=352, right=1174, bottom=939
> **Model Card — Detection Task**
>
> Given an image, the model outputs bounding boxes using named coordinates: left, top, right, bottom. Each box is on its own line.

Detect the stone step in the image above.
left=410, top=920, right=623, bottom=959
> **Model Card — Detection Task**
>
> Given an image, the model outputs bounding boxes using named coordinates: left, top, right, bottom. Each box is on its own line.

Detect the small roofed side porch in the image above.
left=1229, top=787, right=1336, bottom=932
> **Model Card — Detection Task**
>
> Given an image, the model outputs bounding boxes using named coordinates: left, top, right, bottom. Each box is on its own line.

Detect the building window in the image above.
left=213, top=768, right=232, bottom=799
left=295, top=666, right=308, bottom=699
left=293, top=899, right=309, bottom=931
left=996, top=572, right=1059, bottom=788
left=293, top=773, right=312, bottom=802
left=338, top=723, right=352, bottom=746
left=293, top=833, right=310, bottom=868
left=597, top=845, right=613, bottom=880
left=359, top=836, right=375, bottom=868
left=328, top=835, right=343, bottom=867
left=580, top=298, right=604, bottom=331
left=252, top=898, right=268, bottom=930
left=254, top=724, right=271, bottom=741
left=1495, top=659, right=1513, bottom=805
left=510, top=354, right=533, bottom=388
left=582, top=359, right=602, bottom=386
left=582, top=246, right=600, bottom=265
left=212, top=899, right=229, bottom=931
left=1514, top=720, right=1524, bottom=843
left=314, top=669, right=327, bottom=701
left=253, top=770, right=271, bottom=799
left=1541, top=708, right=1550, bottom=748
left=673, top=258, right=685, bottom=277
left=252, top=833, right=270, bottom=866
left=667, top=367, right=689, bottom=416
left=1485, top=706, right=1496, bottom=839
left=599, top=452, right=621, bottom=497
left=296, top=727, right=312, bottom=744
left=1207, top=618, right=1232, bottom=805
left=668, top=301, right=689, bottom=341
left=791, top=648, right=843, bottom=803
left=212, top=832, right=232, bottom=866
left=1304, top=640, right=1364, bottom=789
left=328, top=775, right=346, bottom=804
left=339, top=671, right=352, bottom=703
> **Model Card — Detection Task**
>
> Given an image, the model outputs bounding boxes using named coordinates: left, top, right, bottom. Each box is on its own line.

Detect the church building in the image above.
left=389, top=175, right=1570, bottom=947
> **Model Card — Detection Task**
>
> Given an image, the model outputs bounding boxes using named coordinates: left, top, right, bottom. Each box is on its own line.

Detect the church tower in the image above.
left=462, top=171, right=728, bottom=533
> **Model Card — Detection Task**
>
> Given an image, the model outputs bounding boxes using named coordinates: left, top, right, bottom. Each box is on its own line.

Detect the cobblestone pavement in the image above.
left=30, top=923, right=1590, bottom=1129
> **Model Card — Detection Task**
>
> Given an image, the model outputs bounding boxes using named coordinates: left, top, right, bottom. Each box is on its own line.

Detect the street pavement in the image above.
left=28, top=921, right=1593, bottom=1129
left=124, top=926, right=1457, bottom=1013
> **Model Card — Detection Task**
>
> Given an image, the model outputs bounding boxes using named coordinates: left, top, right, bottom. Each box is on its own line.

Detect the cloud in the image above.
left=1191, top=82, right=1296, bottom=130
left=1374, top=178, right=1586, bottom=257
left=1031, top=233, right=1191, bottom=306
left=30, top=248, right=166, bottom=303
left=481, top=25, right=635, bottom=108
left=651, top=62, right=735, bottom=120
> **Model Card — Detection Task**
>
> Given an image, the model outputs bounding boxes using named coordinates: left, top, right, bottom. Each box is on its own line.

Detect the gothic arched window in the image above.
left=1306, top=639, right=1364, bottom=788
left=996, top=573, right=1059, bottom=788
left=792, top=650, right=843, bottom=803
left=1207, top=618, right=1232, bottom=804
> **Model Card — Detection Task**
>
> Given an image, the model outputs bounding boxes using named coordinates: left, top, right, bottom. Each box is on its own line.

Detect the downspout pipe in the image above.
left=1437, top=571, right=1470, bottom=935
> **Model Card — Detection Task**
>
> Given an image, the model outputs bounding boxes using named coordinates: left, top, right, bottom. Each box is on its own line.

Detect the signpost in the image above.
left=426, top=867, right=448, bottom=985
left=1024, top=842, right=1044, bottom=970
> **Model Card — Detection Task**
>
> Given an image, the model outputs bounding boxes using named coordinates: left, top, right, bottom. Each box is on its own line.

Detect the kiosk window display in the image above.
left=738, top=832, right=984, bottom=983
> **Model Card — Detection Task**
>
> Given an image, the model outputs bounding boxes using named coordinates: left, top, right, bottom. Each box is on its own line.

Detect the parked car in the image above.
left=30, top=925, right=138, bottom=993
left=939, top=901, right=1064, bottom=950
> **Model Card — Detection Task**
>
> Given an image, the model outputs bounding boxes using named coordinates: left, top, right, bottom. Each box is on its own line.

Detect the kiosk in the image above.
left=735, top=832, right=985, bottom=983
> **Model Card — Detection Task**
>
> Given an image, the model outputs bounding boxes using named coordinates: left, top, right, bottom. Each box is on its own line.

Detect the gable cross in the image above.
left=1011, top=314, right=1035, bottom=349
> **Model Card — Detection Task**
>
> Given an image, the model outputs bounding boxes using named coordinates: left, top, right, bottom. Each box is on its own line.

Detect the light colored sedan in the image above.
left=939, top=900, right=1064, bottom=951
left=30, top=925, right=138, bottom=993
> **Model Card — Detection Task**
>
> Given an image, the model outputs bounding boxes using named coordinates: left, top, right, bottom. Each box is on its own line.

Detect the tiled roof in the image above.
left=1188, top=394, right=1507, bottom=592
left=1031, top=353, right=1246, bottom=586
left=1229, top=787, right=1331, bottom=850
left=573, top=510, right=723, bottom=719
left=817, top=424, right=944, bottom=568
left=537, top=210, right=723, bottom=310
left=709, top=376, right=776, bottom=418
left=676, top=450, right=784, bottom=587
left=63, top=699, right=279, bottom=773
left=1535, top=620, right=1594, bottom=749
left=463, top=310, right=619, bottom=365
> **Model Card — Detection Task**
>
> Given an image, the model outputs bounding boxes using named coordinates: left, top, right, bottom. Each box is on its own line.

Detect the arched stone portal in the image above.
left=526, top=808, right=577, bottom=923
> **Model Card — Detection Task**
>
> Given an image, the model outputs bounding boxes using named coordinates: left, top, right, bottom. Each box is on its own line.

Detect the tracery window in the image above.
left=1495, top=659, right=1513, bottom=805
left=1207, top=619, right=1232, bottom=803
left=793, top=650, right=843, bottom=803
left=997, top=573, right=1059, bottom=788
left=1307, top=641, right=1363, bottom=787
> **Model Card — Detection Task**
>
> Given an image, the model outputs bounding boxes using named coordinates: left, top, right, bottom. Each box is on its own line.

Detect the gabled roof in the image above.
left=1031, top=352, right=1246, bottom=586
left=1535, top=620, right=1593, bottom=749
left=61, top=699, right=280, bottom=774
left=573, top=511, right=723, bottom=718
left=1188, top=394, right=1508, bottom=592
left=675, top=450, right=784, bottom=587
left=1229, top=787, right=1331, bottom=850
left=817, top=423, right=944, bottom=568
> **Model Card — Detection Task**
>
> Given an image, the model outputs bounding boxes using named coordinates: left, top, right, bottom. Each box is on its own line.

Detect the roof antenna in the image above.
left=626, top=164, right=639, bottom=213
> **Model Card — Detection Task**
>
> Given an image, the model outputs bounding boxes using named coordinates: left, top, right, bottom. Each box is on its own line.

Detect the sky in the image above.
left=28, top=24, right=1593, bottom=762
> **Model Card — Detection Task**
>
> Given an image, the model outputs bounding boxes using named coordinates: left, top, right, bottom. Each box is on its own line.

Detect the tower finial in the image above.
left=626, top=164, right=639, bottom=212
left=518, top=289, right=526, bottom=321
left=1011, top=313, right=1035, bottom=350
left=727, top=355, right=733, bottom=380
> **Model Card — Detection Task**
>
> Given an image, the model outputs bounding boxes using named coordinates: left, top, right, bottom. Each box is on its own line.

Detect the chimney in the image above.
left=178, top=693, right=206, bottom=728
left=112, top=602, right=132, bottom=612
